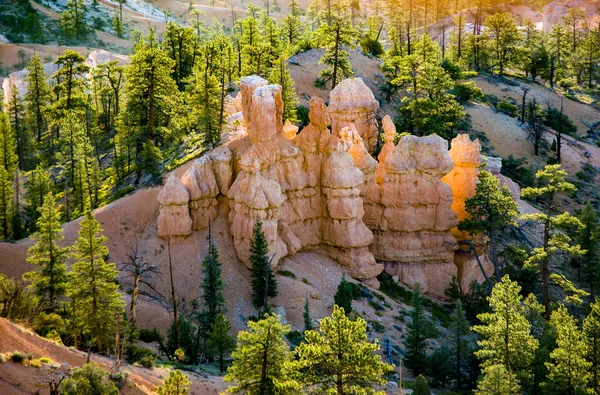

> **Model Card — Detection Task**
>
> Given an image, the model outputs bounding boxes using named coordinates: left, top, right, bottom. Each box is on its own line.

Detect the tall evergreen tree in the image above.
left=405, top=283, right=436, bottom=375
left=333, top=274, right=353, bottom=315
left=26, top=165, right=52, bottom=229
left=546, top=304, right=590, bottom=394
left=225, top=314, right=298, bottom=395
left=303, top=293, right=313, bottom=331
left=0, top=113, right=16, bottom=239
left=484, top=12, right=520, bottom=76
left=473, top=276, right=539, bottom=387
left=460, top=170, right=519, bottom=280
left=449, top=300, right=471, bottom=385
left=199, top=228, right=226, bottom=328
left=578, top=202, right=599, bottom=296
left=475, top=364, right=521, bottom=395
left=250, top=219, right=277, bottom=310
left=68, top=211, right=124, bottom=351
left=8, top=85, right=30, bottom=170
left=207, top=313, right=236, bottom=373
left=25, top=53, right=51, bottom=144
left=120, top=31, right=179, bottom=185
left=24, top=193, right=68, bottom=312
left=521, top=165, right=584, bottom=317
left=268, top=55, right=298, bottom=124
left=294, top=305, right=392, bottom=395
left=60, top=0, right=88, bottom=41
left=584, top=299, right=600, bottom=395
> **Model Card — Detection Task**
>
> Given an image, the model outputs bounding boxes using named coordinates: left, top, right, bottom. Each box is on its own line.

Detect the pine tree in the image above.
left=157, top=369, right=191, bottom=395
left=24, top=193, right=68, bottom=312
left=68, top=211, right=124, bottom=351
left=250, top=219, right=277, bottom=310
left=546, top=304, right=590, bottom=394
left=475, top=364, right=521, bottom=395
left=294, top=305, right=392, bottom=395
left=162, top=22, right=197, bottom=91
left=578, top=202, right=599, bottom=296
left=26, top=165, right=52, bottom=228
left=225, top=314, right=298, bottom=394
left=413, top=374, right=431, bottom=395
left=315, top=8, right=357, bottom=89
left=473, top=276, right=539, bottom=386
left=120, top=32, right=179, bottom=185
left=60, top=0, right=88, bottom=42
left=333, top=274, right=354, bottom=314
left=112, top=11, right=124, bottom=38
left=584, top=299, right=600, bottom=395
left=199, top=228, right=226, bottom=328
left=207, top=313, right=235, bottom=373
left=0, top=113, right=17, bottom=239
left=449, top=300, right=471, bottom=385
left=405, top=283, right=436, bottom=375
left=268, top=55, right=298, bottom=124
left=25, top=53, right=51, bottom=144
left=521, top=165, right=584, bottom=317
left=303, top=293, right=313, bottom=331
left=8, top=88, right=29, bottom=171
left=460, top=170, right=519, bottom=280
left=483, top=12, right=520, bottom=76
left=51, top=50, right=90, bottom=125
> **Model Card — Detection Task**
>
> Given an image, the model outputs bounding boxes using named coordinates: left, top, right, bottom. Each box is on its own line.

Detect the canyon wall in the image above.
left=157, top=76, right=493, bottom=296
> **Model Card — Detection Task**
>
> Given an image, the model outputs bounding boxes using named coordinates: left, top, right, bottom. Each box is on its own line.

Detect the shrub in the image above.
left=277, top=270, right=297, bottom=279
left=441, top=58, right=461, bottom=80
left=126, top=344, right=157, bottom=368
left=314, top=77, right=327, bottom=89
left=40, top=357, right=53, bottom=364
left=29, top=359, right=42, bottom=368
left=60, top=363, right=118, bottom=394
left=368, top=320, right=385, bottom=333
left=501, top=155, right=535, bottom=187
left=461, top=70, right=478, bottom=78
left=360, top=37, right=384, bottom=57
left=286, top=330, right=304, bottom=348
left=452, top=81, right=483, bottom=103
left=377, top=273, right=413, bottom=304
left=558, top=78, right=576, bottom=89
left=139, top=328, right=161, bottom=343
left=485, top=94, right=499, bottom=107
left=10, top=352, right=25, bottom=364
left=0, top=354, right=5, bottom=363
left=544, top=107, right=577, bottom=136
left=496, top=99, right=519, bottom=117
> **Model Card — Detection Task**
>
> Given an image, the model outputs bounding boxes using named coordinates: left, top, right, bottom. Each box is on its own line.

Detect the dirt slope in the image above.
left=0, top=318, right=226, bottom=394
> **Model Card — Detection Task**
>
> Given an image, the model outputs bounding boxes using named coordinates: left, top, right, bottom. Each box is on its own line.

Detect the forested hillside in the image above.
left=1, top=0, right=600, bottom=393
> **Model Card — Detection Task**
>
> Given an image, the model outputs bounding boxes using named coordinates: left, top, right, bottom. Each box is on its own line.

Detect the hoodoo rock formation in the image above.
left=157, top=75, right=496, bottom=296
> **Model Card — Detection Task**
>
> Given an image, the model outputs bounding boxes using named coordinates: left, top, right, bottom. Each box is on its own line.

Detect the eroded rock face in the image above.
left=371, top=135, right=459, bottom=296
left=442, top=134, right=483, bottom=241
left=155, top=76, right=494, bottom=296
left=157, top=174, right=193, bottom=238
left=329, top=78, right=379, bottom=154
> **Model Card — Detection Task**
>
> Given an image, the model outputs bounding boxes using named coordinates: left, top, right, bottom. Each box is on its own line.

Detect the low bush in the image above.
left=501, top=155, right=535, bottom=188
left=461, top=70, right=478, bottom=78
left=368, top=320, right=385, bottom=333
left=441, top=58, right=461, bottom=80
left=126, top=345, right=157, bottom=368
left=29, top=359, right=42, bottom=368
left=39, top=357, right=53, bottom=364
left=10, top=352, right=25, bottom=364
left=496, top=98, right=519, bottom=117
left=139, top=328, right=161, bottom=343
left=452, top=81, right=483, bottom=103
left=277, top=270, right=297, bottom=279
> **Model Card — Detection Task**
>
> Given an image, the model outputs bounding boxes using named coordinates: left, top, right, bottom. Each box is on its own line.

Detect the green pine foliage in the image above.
left=413, top=374, right=431, bottom=395
left=473, top=276, right=539, bottom=387
left=475, top=364, right=521, bottom=395
left=68, top=211, right=124, bottom=351
left=0, top=113, right=16, bottom=239
left=303, top=293, right=313, bottom=331
left=24, top=54, right=51, bottom=145
left=294, top=305, right=392, bottom=395
left=460, top=170, right=520, bottom=280
left=225, top=314, right=298, bottom=394
left=24, top=193, right=68, bottom=313
left=207, top=313, right=236, bottom=373
left=60, top=363, right=118, bottom=395
left=521, top=165, right=584, bottom=317
left=199, top=229, right=226, bottom=329
left=333, top=274, right=353, bottom=315
left=250, top=219, right=277, bottom=310
left=405, top=283, right=436, bottom=375
left=157, top=369, right=192, bottom=395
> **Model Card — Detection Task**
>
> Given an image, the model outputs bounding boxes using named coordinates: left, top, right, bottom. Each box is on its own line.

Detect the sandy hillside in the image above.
left=0, top=318, right=226, bottom=394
